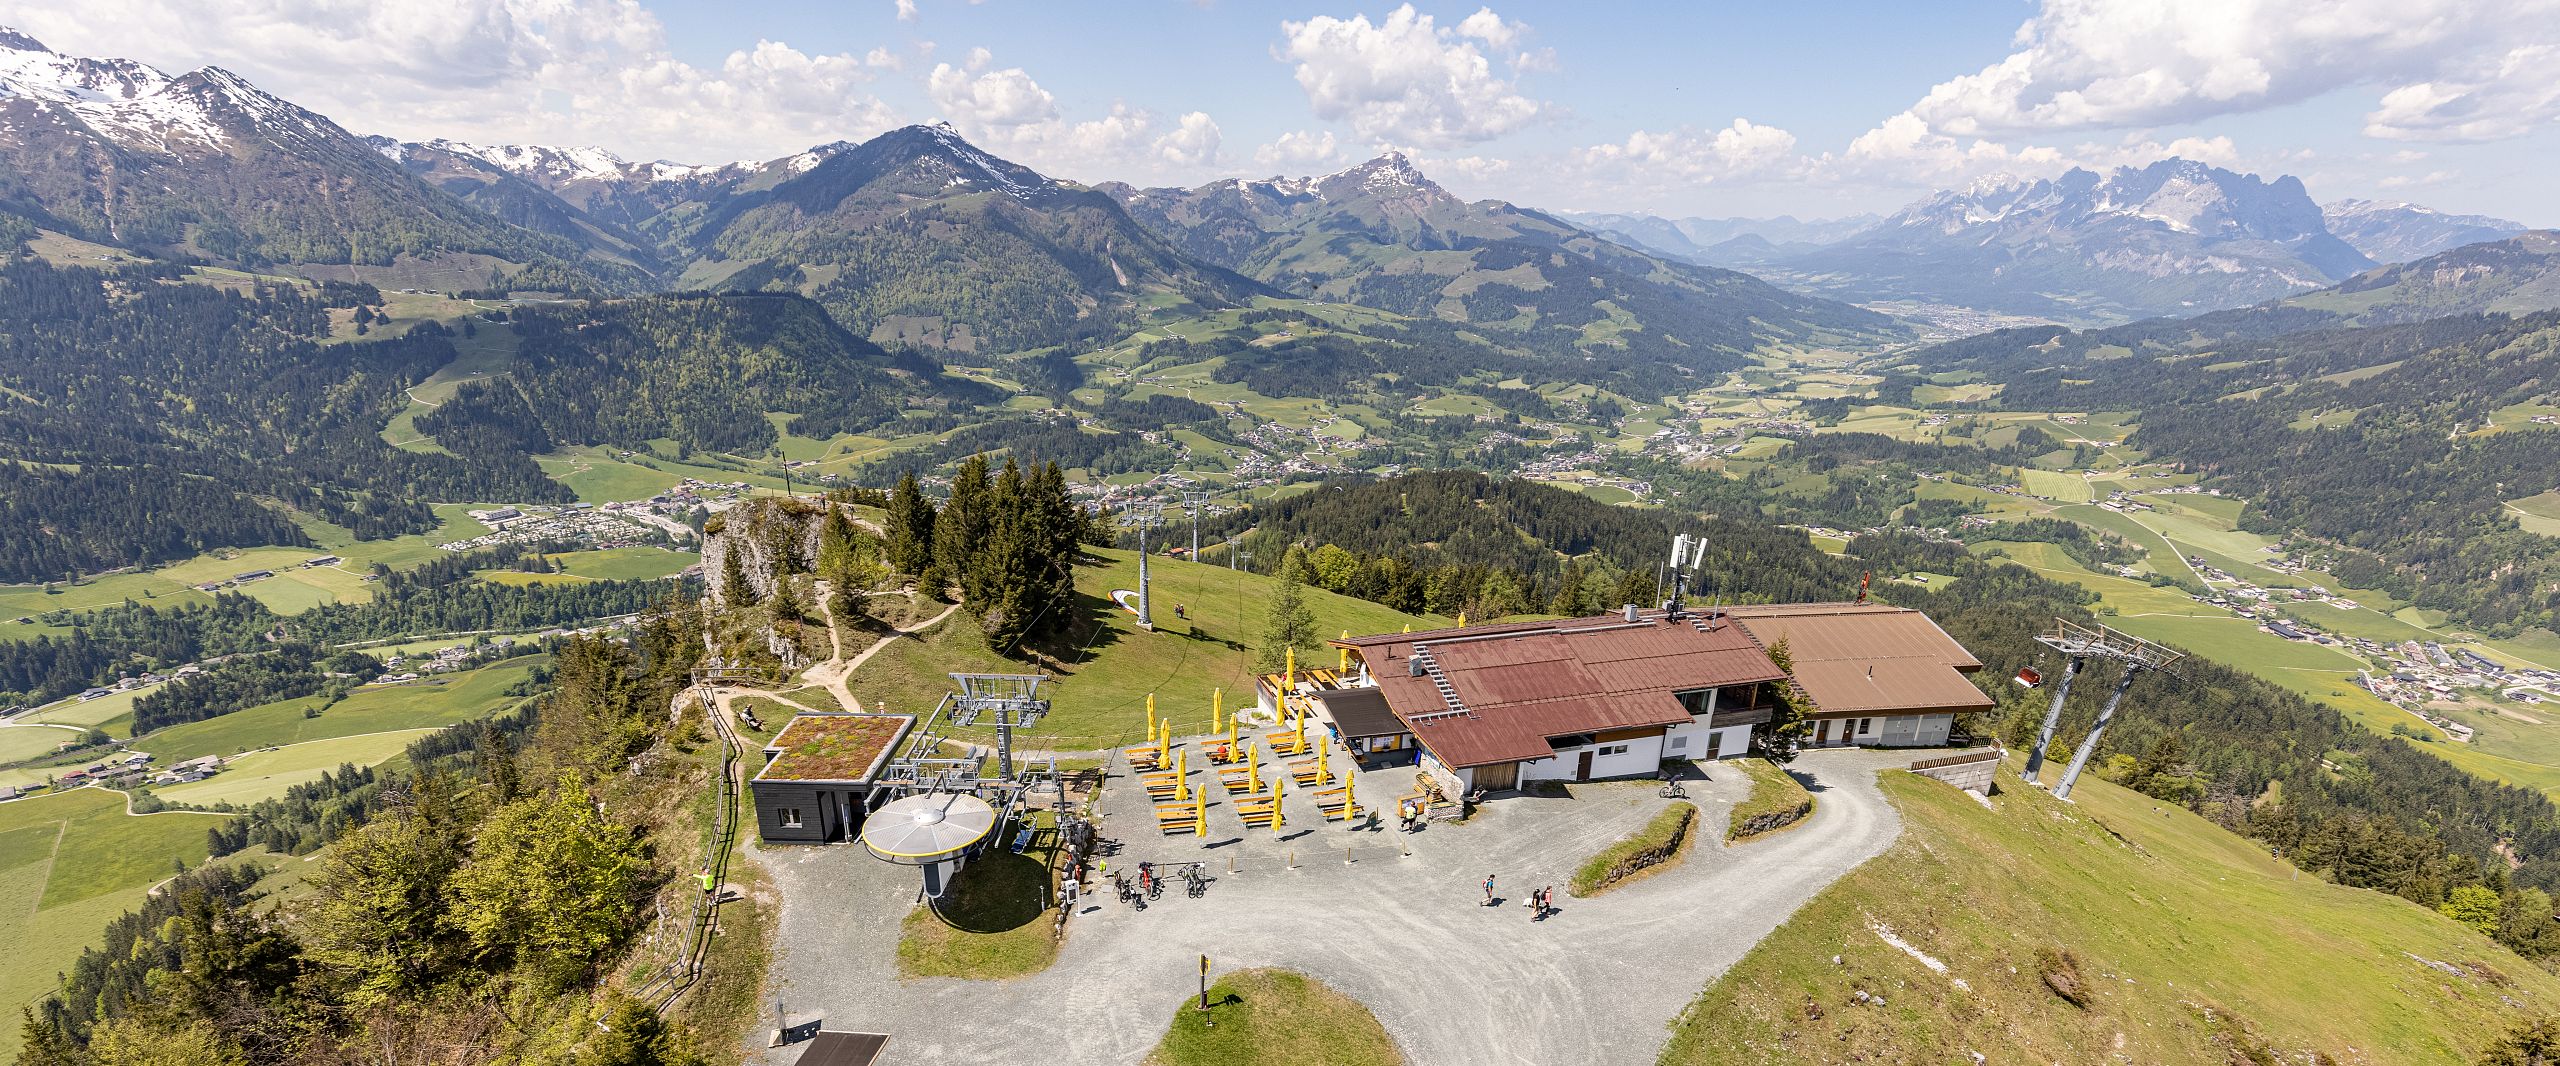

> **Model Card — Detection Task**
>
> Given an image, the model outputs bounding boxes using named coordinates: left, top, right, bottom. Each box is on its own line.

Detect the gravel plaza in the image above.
left=746, top=744, right=1930, bottom=1066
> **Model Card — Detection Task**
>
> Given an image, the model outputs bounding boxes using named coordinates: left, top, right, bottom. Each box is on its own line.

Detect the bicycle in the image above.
left=1184, top=865, right=1209, bottom=898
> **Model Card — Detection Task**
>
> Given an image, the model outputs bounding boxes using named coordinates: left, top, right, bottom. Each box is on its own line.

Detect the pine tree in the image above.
left=933, top=455, right=993, bottom=601
left=886, top=472, right=934, bottom=575
left=1549, top=558, right=1586, bottom=616
left=719, top=543, right=753, bottom=606
left=1256, top=546, right=1319, bottom=673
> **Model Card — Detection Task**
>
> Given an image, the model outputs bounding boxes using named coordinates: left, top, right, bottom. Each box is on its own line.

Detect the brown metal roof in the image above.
left=1311, top=688, right=1406, bottom=739
left=1335, top=611, right=1786, bottom=769
left=1722, top=602, right=1993, bottom=717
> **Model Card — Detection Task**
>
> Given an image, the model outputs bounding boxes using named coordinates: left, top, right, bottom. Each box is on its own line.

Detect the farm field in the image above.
left=2015, top=468, right=2094, bottom=502
left=0, top=505, right=492, bottom=622
left=0, top=724, right=76, bottom=763
left=0, top=787, right=231, bottom=1062
left=156, top=729, right=438, bottom=807
left=21, top=683, right=158, bottom=738
left=847, top=548, right=1445, bottom=749
left=139, top=655, right=544, bottom=762
left=1662, top=761, right=2560, bottom=1064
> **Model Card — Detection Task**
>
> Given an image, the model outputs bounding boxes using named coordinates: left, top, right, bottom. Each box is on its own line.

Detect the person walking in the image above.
left=1482, top=873, right=1497, bottom=907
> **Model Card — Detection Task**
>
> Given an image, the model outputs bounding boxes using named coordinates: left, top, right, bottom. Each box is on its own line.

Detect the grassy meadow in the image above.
left=1661, top=761, right=2560, bottom=1064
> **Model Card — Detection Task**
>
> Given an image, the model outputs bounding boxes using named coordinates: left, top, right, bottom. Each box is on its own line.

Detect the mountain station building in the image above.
left=750, top=712, right=915, bottom=844
left=1308, top=602, right=1991, bottom=796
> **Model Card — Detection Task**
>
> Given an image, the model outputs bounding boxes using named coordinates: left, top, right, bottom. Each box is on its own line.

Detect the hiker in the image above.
left=1061, top=878, right=1080, bottom=911
left=1482, top=873, right=1497, bottom=907
left=1174, top=603, right=1188, bottom=620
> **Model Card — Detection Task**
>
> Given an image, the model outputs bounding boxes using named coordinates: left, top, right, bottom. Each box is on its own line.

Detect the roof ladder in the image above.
left=1404, top=644, right=1476, bottom=723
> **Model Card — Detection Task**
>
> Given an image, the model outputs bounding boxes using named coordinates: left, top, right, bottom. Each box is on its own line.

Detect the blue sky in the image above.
left=5, top=0, right=2553, bottom=222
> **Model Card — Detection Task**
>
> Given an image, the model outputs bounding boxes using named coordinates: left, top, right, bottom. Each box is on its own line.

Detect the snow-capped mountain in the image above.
left=2320, top=198, right=2529, bottom=265
left=0, top=27, right=321, bottom=155
left=0, top=29, right=620, bottom=285
left=1768, top=159, right=2377, bottom=324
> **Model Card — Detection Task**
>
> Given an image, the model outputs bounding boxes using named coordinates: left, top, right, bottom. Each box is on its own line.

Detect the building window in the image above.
left=780, top=807, right=803, bottom=829
left=1859, top=718, right=1875, bottom=736
left=1598, top=743, right=1630, bottom=757
left=1668, top=735, right=1688, bottom=751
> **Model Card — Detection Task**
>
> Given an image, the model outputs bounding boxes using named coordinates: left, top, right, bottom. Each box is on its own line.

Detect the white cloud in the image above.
left=2365, top=43, right=2560, bottom=141
left=1255, top=129, right=1343, bottom=168
left=920, top=53, right=1223, bottom=182
left=1275, top=4, right=1546, bottom=148
left=1156, top=111, right=1222, bottom=167
left=1902, top=0, right=2560, bottom=142
left=1577, top=118, right=1805, bottom=185
left=895, top=0, right=918, bottom=21
left=926, top=60, right=1059, bottom=128
left=0, top=0, right=901, bottom=162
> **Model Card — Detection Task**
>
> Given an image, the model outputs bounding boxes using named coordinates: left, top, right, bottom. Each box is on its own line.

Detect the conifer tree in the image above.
left=933, top=455, right=993, bottom=600
left=1256, top=545, right=1319, bottom=673
left=886, top=471, right=934, bottom=575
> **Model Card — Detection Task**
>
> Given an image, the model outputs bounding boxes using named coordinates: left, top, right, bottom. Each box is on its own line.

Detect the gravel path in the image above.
left=747, top=746, right=1922, bottom=1065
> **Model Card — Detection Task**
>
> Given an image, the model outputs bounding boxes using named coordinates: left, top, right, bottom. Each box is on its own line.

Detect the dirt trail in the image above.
left=799, top=601, right=963, bottom=712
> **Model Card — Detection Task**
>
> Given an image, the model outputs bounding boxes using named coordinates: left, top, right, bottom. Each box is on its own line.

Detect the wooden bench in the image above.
left=1125, top=746, right=1167, bottom=772
left=1218, top=768, right=1261, bottom=794
left=1201, top=740, right=1241, bottom=765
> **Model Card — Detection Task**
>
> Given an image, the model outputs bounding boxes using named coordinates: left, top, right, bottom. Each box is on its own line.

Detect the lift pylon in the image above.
left=2020, top=619, right=2183, bottom=800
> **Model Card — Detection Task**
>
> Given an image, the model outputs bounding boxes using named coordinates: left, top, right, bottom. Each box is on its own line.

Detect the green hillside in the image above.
left=0, top=788, right=231, bottom=1062
left=1664, top=760, right=2560, bottom=1064
left=846, top=547, right=1446, bottom=748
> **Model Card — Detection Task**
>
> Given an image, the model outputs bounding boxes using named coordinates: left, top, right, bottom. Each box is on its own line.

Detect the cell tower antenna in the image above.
left=2021, top=618, right=2185, bottom=800
left=1120, top=501, right=1165, bottom=630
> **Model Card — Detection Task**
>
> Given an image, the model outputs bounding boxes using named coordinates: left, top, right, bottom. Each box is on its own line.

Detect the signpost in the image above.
left=1198, top=954, right=1212, bottom=1026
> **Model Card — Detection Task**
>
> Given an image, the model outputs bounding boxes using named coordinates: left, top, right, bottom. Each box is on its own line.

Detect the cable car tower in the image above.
left=2021, top=618, right=2184, bottom=801
left=862, top=672, right=1062, bottom=899
left=1121, top=501, right=1165, bottom=630
left=947, top=672, right=1048, bottom=781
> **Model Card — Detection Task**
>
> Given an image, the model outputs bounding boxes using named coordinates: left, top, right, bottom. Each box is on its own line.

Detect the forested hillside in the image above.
left=18, top=613, right=735, bottom=1065
left=431, top=293, right=972, bottom=459
left=1222, top=472, right=2560, bottom=961
left=0, top=260, right=568, bottom=579
left=1926, top=309, right=2560, bottom=633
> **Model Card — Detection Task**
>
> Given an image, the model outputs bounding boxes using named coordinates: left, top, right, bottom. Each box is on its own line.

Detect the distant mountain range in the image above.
left=2285, top=229, right=2560, bottom=324
left=0, top=29, right=617, bottom=288
left=2318, top=198, right=2528, bottom=265
left=1769, top=160, right=2377, bottom=323
left=0, top=29, right=1901, bottom=365
left=1576, top=163, right=2536, bottom=329
left=1101, top=156, right=1901, bottom=368
left=1558, top=212, right=1879, bottom=268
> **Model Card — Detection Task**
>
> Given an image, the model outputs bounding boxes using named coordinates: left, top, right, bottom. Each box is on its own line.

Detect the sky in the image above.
left=2, top=0, right=2554, bottom=223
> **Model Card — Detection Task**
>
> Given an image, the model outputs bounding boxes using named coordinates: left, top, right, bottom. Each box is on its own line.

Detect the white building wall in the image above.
left=1664, top=717, right=1754, bottom=760
left=1517, top=733, right=1668, bottom=782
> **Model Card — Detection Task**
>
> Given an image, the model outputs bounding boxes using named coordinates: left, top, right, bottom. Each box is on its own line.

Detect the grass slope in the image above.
left=850, top=548, right=1444, bottom=748
left=138, top=655, right=544, bottom=762
left=155, top=729, right=439, bottom=807
left=1661, top=762, right=2560, bottom=1065
left=0, top=788, right=229, bottom=1061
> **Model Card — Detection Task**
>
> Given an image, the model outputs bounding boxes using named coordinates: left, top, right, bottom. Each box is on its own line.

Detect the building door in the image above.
left=1704, top=731, right=1724, bottom=759
left=1575, top=750, right=1594, bottom=781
